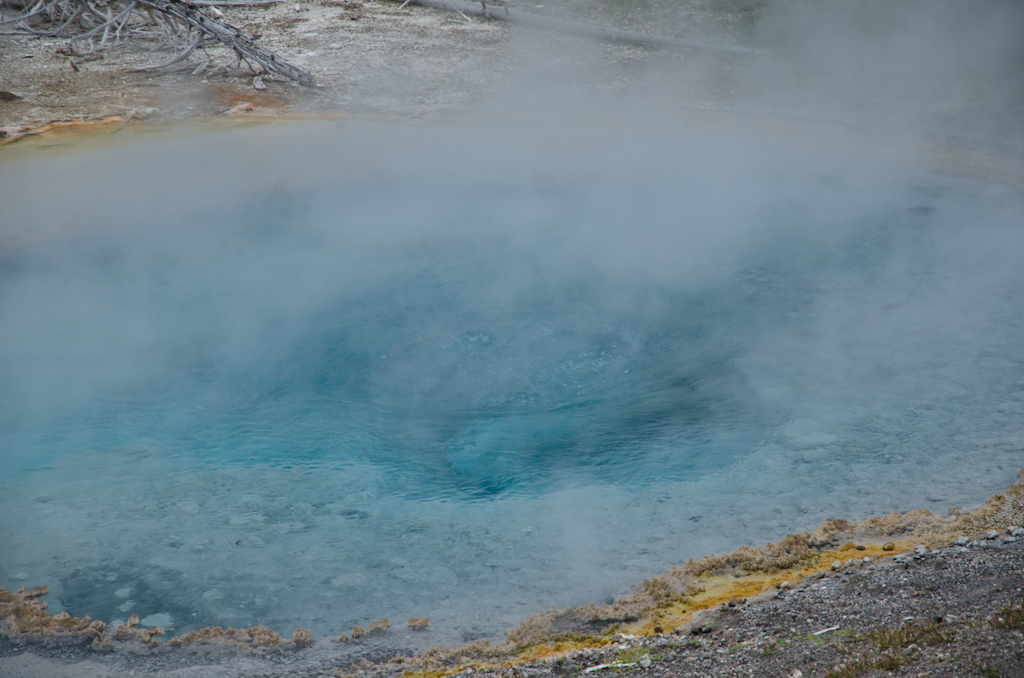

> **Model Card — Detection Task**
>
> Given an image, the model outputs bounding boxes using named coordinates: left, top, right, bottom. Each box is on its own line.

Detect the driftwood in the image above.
left=0, top=0, right=315, bottom=85
left=400, top=0, right=764, bottom=55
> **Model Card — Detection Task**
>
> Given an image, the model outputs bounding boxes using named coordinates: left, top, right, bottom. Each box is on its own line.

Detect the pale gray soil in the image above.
left=0, top=0, right=756, bottom=134
left=0, top=0, right=514, bottom=128
left=2, top=0, right=1021, bottom=172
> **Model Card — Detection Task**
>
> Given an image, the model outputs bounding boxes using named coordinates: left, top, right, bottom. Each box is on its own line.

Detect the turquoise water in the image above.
left=1, top=122, right=1022, bottom=643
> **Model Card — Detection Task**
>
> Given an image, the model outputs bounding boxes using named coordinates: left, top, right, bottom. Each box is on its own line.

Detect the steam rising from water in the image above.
left=1, top=120, right=1022, bottom=642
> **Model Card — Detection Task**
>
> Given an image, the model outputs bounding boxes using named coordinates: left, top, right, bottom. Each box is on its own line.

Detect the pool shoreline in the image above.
left=3, top=467, right=1023, bottom=677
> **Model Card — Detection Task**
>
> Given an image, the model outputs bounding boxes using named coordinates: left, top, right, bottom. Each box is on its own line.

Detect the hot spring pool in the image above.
left=1, top=120, right=1022, bottom=644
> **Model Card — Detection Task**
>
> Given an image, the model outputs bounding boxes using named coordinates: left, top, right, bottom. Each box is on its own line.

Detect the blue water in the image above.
left=1, top=121, right=1022, bottom=643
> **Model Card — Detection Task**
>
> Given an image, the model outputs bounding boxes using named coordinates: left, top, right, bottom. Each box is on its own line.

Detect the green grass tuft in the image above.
left=868, top=621, right=955, bottom=649
left=991, top=600, right=1024, bottom=630
left=613, top=646, right=649, bottom=664
left=823, top=659, right=873, bottom=678
left=875, top=653, right=902, bottom=671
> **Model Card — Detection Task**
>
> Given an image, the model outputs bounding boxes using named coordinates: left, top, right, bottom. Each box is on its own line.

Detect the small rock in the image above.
left=639, top=658, right=652, bottom=668
left=368, top=618, right=390, bottom=634
left=790, top=670, right=804, bottom=678
left=969, top=541, right=980, bottom=548
left=253, top=76, right=267, bottom=90
left=856, top=544, right=866, bottom=550
left=956, top=536, right=970, bottom=546
left=863, top=557, right=872, bottom=564
left=915, top=545, right=928, bottom=555
left=986, top=530, right=999, bottom=540
left=776, top=581, right=791, bottom=589
left=653, top=625, right=663, bottom=633
left=407, top=617, right=431, bottom=630
left=831, top=560, right=843, bottom=571
left=1003, top=536, right=1018, bottom=543
left=91, top=636, right=114, bottom=651
left=0, top=91, right=21, bottom=101
left=1009, top=526, right=1024, bottom=537
left=139, top=613, right=173, bottom=629
left=292, top=627, right=314, bottom=647
left=883, top=542, right=895, bottom=551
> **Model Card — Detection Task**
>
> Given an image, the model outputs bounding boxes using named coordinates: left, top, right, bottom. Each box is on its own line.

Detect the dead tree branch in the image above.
left=135, top=0, right=316, bottom=84
left=0, top=0, right=316, bottom=86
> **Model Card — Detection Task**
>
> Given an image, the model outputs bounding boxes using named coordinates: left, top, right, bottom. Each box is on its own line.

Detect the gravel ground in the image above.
left=458, top=537, right=1024, bottom=678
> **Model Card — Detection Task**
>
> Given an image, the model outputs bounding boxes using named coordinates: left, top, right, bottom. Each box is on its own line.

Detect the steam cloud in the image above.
left=1, top=0, right=1023, bottom=642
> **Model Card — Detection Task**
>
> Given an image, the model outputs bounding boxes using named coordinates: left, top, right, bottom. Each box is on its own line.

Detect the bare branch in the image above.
left=135, top=0, right=316, bottom=84
left=130, top=24, right=199, bottom=69
left=1, top=0, right=317, bottom=86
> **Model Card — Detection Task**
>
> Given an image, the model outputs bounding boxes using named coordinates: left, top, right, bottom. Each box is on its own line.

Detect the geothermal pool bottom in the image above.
left=1, top=121, right=1023, bottom=645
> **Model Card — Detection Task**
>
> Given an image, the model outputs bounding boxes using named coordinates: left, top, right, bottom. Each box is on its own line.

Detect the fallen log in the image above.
left=399, top=0, right=764, bottom=55
left=1, top=0, right=316, bottom=86
left=135, top=0, right=317, bottom=85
